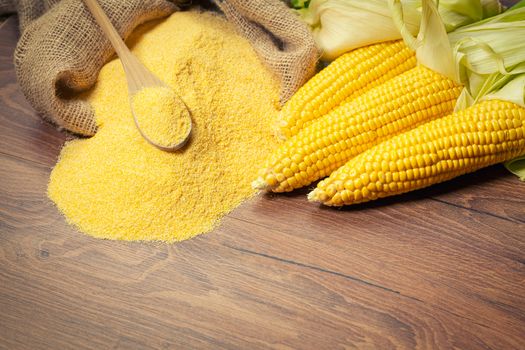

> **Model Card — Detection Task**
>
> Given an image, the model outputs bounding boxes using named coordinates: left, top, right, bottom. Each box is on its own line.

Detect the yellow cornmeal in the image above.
left=47, top=11, right=280, bottom=242
left=132, top=86, right=191, bottom=148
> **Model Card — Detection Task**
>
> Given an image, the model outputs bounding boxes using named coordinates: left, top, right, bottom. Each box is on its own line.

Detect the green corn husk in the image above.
left=448, top=1, right=525, bottom=179
left=291, top=0, right=311, bottom=8
left=505, top=154, right=525, bottom=180
left=393, top=0, right=525, bottom=179
left=295, top=0, right=503, bottom=60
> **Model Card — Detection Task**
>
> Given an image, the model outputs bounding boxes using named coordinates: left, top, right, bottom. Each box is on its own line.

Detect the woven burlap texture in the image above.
left=10, top=0, right=178, bottom=135
left=215, top=0, right=318, bottom=104
left=2, top=0, right=318, bottom=136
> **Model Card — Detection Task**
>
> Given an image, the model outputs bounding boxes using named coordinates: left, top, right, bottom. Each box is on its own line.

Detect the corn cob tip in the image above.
left=307, top=189, right=322, bottom=203
left=308, top=188, right=341, bottom=206
left=252, top=177, right=270, bottom=191
left=273, top=118, right=288, bottom=140
left=272, top=125, right=287, bottom=141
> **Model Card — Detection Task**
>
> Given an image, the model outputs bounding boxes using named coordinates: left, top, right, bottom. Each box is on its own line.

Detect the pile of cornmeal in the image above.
left=48, top=10, right=281, bottom=242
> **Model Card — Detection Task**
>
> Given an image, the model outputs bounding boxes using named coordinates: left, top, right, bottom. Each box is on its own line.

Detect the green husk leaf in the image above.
left=291, top=0, right=311, bottom=9
left=480, top=73, right=525, bottom=107
left=390, top=0, right=419, bottom=49
left=482, top=0, right=504, bottom=17
left=417, top=0, right=457, bottom=80
left=299, top=0, right=502, bottom=60
left=302, top=0, right=420, bottom=60
left=394, top=1, right=525, bottom=181
left=391, top=0, right=457, bottom=80
left=508, top=0, right=525, bottom=10
left=505, top=155, right=525, bottom=181
left=448, top=4, right=525, bottom=181
left=447, top=4, right=525, bottom=106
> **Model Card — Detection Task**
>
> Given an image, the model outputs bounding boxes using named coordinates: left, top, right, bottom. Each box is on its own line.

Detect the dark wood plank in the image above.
left=1, top=14, right=524, bottom=350
left=426, top=165, right=525, bottom=224
left=224, top=194, right=525, bottom=343
left=0, top=17, right=66, bottom=166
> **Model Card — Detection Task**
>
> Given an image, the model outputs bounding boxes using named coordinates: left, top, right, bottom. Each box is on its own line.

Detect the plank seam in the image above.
left=0, top=150, right=56, bottom=169
left=430, top=197, right=524, bottom=224
left=223, top=243, right=427, bottom=303
left=0, top=16, right=15, bottom=32
left=223, top=244, right=521, bottom=337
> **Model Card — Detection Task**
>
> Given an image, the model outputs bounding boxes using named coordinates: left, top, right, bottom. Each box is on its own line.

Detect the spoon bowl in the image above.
left=131, top=85, right=193, bottom=152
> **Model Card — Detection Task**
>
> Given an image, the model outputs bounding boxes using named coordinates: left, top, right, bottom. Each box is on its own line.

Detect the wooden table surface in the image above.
left=1, top=16, right=524, bottom=350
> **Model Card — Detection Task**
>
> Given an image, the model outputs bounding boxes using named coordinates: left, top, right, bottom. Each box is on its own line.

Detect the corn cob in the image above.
left=254, top=65, right=463, bottom=193
left=309, top=100, right=525, bottom=206
left=278, top=40, right=416, bottom=139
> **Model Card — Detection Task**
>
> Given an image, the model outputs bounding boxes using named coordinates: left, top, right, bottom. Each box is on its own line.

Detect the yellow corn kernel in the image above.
left=309, top=100, right=525, bottom=206
left=255, top=65, right=462, bottom=192
left=278, top=40, right=417, bottom=139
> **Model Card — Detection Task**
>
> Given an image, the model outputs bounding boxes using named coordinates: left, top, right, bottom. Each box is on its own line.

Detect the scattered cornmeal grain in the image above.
left=132, top=86, right=191, bottom=148
left=47, top=11, right=281, bottom=242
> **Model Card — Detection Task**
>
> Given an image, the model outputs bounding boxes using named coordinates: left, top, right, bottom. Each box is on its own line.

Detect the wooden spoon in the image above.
left=83, top=0, right=192, bottom=151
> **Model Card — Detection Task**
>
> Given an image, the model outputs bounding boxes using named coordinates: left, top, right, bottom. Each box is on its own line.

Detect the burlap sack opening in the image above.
left=214, top=0, right=318, bottom=104
left=1, top=0, right=318, bottom=136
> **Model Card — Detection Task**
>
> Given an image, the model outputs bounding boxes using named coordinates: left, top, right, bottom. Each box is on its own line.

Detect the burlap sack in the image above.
left=215, top=0, right=318, bottom=104
left=6, top=0, right=179, bottom=135
left=1, top=0, right=318, bottom=136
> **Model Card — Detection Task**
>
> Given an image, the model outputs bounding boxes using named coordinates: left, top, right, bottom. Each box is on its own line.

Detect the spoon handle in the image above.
left=83, top=0, right=162, bottom=94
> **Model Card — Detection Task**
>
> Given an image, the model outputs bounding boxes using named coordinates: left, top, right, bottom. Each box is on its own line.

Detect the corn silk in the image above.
left=48, top=11, right=281, bottom=242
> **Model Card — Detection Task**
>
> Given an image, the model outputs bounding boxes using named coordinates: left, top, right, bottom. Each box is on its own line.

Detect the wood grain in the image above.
left=0, top=17, right=66, bottom=166
left=0, top=16, right=524, bottom=350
